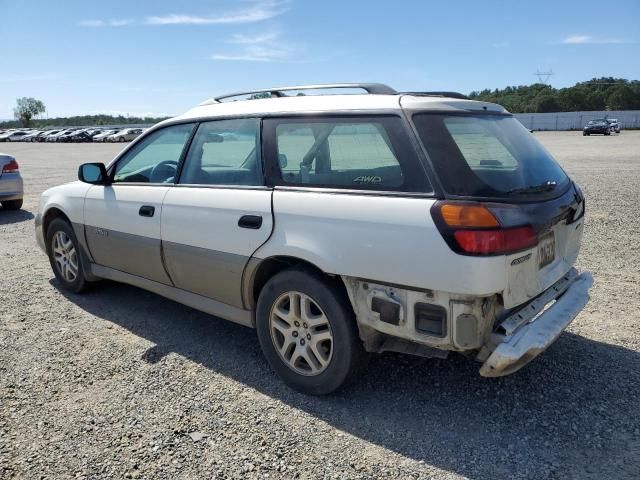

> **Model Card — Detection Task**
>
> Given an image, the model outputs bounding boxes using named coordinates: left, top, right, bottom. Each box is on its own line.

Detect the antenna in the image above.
left=534, top=69, right=554, bottom=85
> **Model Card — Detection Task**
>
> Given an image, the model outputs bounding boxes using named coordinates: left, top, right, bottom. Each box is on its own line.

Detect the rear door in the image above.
left=160, top=118, right=272, bottom=308
left=84, top=122, right=196, bottom=284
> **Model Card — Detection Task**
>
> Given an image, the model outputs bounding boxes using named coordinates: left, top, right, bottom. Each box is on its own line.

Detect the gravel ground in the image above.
left=1, top=132, right=639, bottom=479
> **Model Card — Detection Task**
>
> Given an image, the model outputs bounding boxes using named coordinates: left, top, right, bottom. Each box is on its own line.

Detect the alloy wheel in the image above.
left=52, top=231, right=79, bottom=282
left=269, top=291, right=334, bottom=376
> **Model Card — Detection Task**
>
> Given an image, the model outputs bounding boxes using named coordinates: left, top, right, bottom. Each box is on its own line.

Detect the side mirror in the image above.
left=78, top=163, right=109, bottom=185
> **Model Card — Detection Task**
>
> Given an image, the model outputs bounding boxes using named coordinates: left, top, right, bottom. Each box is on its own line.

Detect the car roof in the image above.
left=165, top=84, right=506, bottom=126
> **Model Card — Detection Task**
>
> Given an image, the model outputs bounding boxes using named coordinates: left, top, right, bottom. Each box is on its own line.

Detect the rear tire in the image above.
left=46, top=218, right=89, bottom=293
left=119, top=137, right=125, bottom=143
left=256, top=268, right=365, bottom=395
left=1, top=199, right=23, bottom=210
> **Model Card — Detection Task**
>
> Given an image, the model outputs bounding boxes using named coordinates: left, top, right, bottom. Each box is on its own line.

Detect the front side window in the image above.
left=270, top=116, right=428, bottom=191
left=113, top=123, right=195, bottom=183
left=179, top=118, right=261, bottom=186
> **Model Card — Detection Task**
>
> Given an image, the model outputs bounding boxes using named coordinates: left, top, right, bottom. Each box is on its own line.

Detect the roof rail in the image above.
left=210, top=83, right=397, bottom=103
left=401, top=91, right=469, bottom=100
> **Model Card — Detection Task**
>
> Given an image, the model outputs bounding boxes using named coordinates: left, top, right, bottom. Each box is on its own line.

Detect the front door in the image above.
left=160, top=118, right=273, bottom=308
left=84, top=122, right=196, bottom=284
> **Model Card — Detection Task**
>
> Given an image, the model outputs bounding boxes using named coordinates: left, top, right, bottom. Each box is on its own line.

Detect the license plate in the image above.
left=538, top=231, right=555, bottom=269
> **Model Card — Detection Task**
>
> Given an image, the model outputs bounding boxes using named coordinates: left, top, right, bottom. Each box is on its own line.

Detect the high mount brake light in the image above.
left=2, top=159, right=19, bottom=173
left=432, top=202, right=538, bottom=256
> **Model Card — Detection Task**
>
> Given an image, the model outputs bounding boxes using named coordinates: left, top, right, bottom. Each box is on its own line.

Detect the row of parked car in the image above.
left=0, top=127, right=146, bottom=143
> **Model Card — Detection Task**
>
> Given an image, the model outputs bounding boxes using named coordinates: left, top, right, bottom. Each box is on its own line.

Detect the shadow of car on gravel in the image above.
left=0, top=208, right=34, bottom=225
left=51, top=278, right=640, bottom=479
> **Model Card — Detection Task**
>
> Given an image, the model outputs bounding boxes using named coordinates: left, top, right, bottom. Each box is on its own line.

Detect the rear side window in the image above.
left=266, top=116, right=430, bottom=192
left=412, top=113, right=569, bottom=199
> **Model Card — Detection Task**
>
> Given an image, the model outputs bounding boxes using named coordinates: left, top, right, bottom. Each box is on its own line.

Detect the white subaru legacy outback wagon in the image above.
left=36, top=83, right=591, bottom=394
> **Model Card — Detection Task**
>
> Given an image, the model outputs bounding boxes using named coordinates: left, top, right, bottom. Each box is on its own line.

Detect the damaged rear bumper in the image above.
left=480, top=269, right=593, bottom=377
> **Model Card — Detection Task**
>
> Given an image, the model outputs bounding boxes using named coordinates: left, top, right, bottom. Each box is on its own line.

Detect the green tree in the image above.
left=558, top=89, right=586, bottom=111
left=13, top=97, right=46, bottom=127
left=606, top=85, right=637, bottom=110
left=468, top=78, right=640, bottom=113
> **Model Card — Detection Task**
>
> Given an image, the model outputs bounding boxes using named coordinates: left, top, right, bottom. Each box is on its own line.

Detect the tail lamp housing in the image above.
left=431, top=202, right=538, bottom=256
left=2, top=159, right=19, bottom=173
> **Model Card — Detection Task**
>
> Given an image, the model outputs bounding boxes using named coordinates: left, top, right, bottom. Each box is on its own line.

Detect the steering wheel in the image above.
left=149, top=160, right=178, bottom=183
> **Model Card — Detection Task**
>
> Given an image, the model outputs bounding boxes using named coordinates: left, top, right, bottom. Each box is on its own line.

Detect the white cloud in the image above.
left=78, top=18, right=133, bottom=27
left=146, top=0, right=288, bottom=25
left=212, top=30, right=292, bottom=62
left=561, top=35, right=629, bottom=44
left=228, top=32, right=280, bottom=44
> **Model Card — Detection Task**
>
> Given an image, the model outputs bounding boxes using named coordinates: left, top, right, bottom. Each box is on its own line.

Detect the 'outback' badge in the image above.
left=510, top=253, right=532, bottom=266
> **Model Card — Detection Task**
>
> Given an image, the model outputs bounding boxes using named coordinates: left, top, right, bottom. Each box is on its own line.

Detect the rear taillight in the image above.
left=432, top=201, right=538, bottom=256
left=2, top=159, right=19, bottom=173
left=453, top=227, right=537, bottom=254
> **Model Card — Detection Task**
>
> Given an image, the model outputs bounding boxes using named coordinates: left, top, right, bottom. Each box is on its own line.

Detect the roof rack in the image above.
left=401, top=91, right=469, bottom=100
left=211, top=83, right=397, bottom=103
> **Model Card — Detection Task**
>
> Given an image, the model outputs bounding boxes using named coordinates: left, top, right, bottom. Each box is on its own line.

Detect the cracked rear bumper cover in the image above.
left=480, top=271, right=593, bottom=377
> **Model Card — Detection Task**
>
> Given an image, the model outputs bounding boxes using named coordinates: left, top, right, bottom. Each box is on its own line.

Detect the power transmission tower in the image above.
left=534, top=69, right=554, bottom=85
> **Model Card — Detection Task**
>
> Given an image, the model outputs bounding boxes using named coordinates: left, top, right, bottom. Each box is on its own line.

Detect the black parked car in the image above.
left=583, top=120, right=611, bottom=136
left=65, top=130, right=93, bottom=142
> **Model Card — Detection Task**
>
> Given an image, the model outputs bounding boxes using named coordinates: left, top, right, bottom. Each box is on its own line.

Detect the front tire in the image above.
left=46, top=218, right=89, bottom=293
left=118, top=137, right=125, bottom=143
left=1, top=199, right=23, bottom=210
left=256, top=268, right=365, bottom=395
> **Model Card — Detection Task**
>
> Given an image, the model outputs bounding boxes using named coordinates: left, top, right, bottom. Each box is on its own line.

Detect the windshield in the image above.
left=412, top=113, right=569, bottom=199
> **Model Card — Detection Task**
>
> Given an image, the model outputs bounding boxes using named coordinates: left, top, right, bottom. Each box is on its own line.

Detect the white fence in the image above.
left=514, top=110, right=640, bottom=131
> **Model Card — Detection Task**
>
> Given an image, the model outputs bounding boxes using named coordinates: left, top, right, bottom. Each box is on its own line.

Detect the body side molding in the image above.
left=91, top=264, right=255, bottom=328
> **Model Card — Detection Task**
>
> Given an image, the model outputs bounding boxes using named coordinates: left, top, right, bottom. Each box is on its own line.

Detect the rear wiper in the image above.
left=507, top=181, right=557, bottom=196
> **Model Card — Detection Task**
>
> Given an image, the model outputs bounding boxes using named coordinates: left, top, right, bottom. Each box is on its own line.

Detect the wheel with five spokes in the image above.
left=256, top=268, right=365, bottom=395
left=46, top=218, right=89, bottom=293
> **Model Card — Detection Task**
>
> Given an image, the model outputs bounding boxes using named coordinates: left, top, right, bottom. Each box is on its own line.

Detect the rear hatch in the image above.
left=410, top=109, right=585, bottom=308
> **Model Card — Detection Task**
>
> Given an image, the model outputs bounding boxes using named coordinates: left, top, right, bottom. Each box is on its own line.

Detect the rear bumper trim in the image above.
left=480, top=270, right=592, bottom=377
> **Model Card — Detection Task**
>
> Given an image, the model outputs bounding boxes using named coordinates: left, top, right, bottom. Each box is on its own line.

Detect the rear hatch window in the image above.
left=412, top=113, right=570, bottom=200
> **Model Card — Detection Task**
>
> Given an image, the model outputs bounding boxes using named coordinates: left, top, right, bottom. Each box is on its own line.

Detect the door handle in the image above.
left=238, top=215, right=262, bottom=229
left=139, top=205, right=155, bottom=217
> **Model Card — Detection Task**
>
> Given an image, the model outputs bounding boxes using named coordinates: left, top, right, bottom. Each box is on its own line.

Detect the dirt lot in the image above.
left=1, top=132, right=639, bottom=479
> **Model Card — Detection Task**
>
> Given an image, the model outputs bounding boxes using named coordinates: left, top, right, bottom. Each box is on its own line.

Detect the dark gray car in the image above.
left=0, top=154, right=23, bottom=210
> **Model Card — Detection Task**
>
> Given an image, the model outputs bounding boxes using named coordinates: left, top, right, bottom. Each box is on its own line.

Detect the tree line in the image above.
left=5, top=78, right=640, bottom=128
left=2, top=98, right=169, bottom=128
left=469, top=77, right=640, bottom=113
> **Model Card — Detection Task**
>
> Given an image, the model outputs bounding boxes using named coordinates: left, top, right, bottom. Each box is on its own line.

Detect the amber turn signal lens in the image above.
left=439, top=204, right=499, bottom=228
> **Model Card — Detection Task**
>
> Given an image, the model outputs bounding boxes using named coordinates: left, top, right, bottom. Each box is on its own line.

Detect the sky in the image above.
left=1, top=0, right=639, bottom=119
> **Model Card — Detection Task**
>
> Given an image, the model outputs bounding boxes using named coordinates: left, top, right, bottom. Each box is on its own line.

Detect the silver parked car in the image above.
left=106, top=128, right=144, bottom=142
left=0, top=154, right=23, bottom=210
